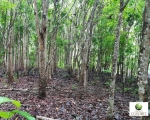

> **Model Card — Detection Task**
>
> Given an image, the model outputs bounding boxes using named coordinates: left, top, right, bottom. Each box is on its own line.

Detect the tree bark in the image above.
left=137, top=1, right=150, bottom=119
left=7, top=1, right=16, bottom=83
left=80, top=0, right=100, bottom=88
left=23, top=11, right=27, bottom=76
left=107, top=0, right=130, bottom=119
left=7, top=31, right=14, bottom=84
left=33, top=0, right=49, bottom=98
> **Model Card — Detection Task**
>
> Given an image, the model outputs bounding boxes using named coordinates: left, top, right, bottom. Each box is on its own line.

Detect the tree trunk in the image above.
left=13, top=47, right=16, bottom=71
left=80, top=0, right=99, bottom=88
left=7, top=3, right=16, bottom=83
left=107, top=0, right=130, bottom=119
left=137, top=1, right=150, bottom=119
left=107, top=11, right=123, bottom=120
left=7, top=32, right=14, bottom=83
left=33, top=0, right=49, bottom=98
left=4, top=45, right=7, bottom=70
left=48, top=33, right=57, bottom=80
left=117, top=62, right=120, bottom=75
left=23, top=12, right=27, bottom=76
left=26, top=33, right=30, bottom=69
left=97, top=48, right=101, bottom=73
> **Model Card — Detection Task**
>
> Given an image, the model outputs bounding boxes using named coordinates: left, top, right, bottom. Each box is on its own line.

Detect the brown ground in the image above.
left=0, top=69, right=140, bottom=120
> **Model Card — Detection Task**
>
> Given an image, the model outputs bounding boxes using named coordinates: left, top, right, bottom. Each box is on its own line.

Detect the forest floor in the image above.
left=0, top=69, right=140, bottom=120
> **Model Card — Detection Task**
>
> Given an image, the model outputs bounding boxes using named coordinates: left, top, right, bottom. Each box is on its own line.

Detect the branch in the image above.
left=0, top=88, right=30, bottom=91
left=121, top=0, right=130, bottom=11
left=33, top=0, right=40, bottom=36
left=59, top=0, right=77, bottom=22
left=0, top=87, right=54, bottom=91
left=36, top=115, right=59, bottom=120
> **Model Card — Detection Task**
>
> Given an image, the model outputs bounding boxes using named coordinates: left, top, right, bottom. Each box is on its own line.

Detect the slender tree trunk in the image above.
left=35, top=42, right=39, bottom=68
left=117, top=62, right=120, bottom=75
left=26, top=33, right=30, bottom=69
left=122, top=26, right=130, bottom=96
left=4, top=46, right=7, bottom=70
left=17, top=36, right=21, bottom=79
left=13, top=47, right=15, bottom=71
left=33, top=0, right=49, bottom=98
left=48, top=33, right=56, bottom=80
left=107, top=0, right=130, bottom=119
left=7, top=2, right=16, bottom=83
left=97, top=48, right=101, bottom=73
left=80, top=0, right=99, bottom=88
left=18, top=40, right=21, bottom=70
left=137, top=1, right=150, bottom=119
left=7, top=30, right=14, bottom=83
left=107, top=11, right=123, bottom=120
left=23, top=12, right=27, bottom=75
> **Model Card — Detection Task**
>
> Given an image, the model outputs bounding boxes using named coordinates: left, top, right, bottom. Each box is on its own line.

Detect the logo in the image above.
left=129, top=102, right=148, bottom=116
left=135, top=103, right=142, bottom=110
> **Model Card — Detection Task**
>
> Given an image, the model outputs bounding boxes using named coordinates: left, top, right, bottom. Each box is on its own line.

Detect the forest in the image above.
left=0, top=0, right=149, bottom=120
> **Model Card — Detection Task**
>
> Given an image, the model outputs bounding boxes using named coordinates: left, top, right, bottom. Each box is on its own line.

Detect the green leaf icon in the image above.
left=135, top=103, right=142, bottom=110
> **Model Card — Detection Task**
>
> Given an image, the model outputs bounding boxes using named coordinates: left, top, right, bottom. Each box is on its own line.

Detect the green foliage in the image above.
left=115, top=87, right=120, bottom=91
left=13, top=72, right=18, bottom=81
left=126, top=78, right=134, bottom=83
left=48, top=9, right=53, bottom=18
left=91, top=81, right=97, bottom=85
left=91, top=77, right=99, bottom=85
left=71, top=84, right=77, bottom=90
left=124, top=87, right=138, bottom=95
left=0, top=97, right=20, bottom=107
left=57, top=37, right=68, bottom=47
left=62, top=73, right=69, bottom=77
left=29, top=52, right=36, bottom=67
left=3, top=73, right=7, bottom=79
left=103, top=69, right=111, bottom=74
left=124, top=87, right=132, bottom=92
left=0, top=0, right=16, bottom=12
left=132, top=88, right=138, bottom=95
left=104, top=81, right=111, bottom=86
left=87, top=0, right=94, bottom=7
left=0, top=59, right=3, bottom=64
left=0, top=96, right=35, bottom=120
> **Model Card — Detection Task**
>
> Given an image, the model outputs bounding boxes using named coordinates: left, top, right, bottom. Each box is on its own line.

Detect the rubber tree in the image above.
left=7, top=0, right=17, bottom=83
left=107, top=0, right=130, bottom=119
left=33, top=0, right=49, bottom=98
left=79, top=0, right=103, bottom=87
left=47, top=0, right=60, bottom=80
left=23, top=8, right=27, bottom=76
left=137, top=0, right=150, bottom=119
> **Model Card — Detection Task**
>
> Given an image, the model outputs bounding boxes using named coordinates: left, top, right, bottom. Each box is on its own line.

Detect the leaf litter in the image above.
left=0, top=69, right=140, bottom=120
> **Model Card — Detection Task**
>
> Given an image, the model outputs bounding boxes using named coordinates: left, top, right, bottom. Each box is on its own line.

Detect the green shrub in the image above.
left=0, top=96, right=35, bottom=120
left=13, top=72, right=18, bottom=81
left=126, top=78, right=134, bottom=83
left=115, top=87, right=120, bottom=91
left=104, top=81, right=111, bottom=86
left=91, top=81, right=97, bottom=85
left=132, top=88, right=138, bottom=95
left=102, top=69, right=111, bottom=73
left=71, top=84, right=77, bottom=90
left=62, top=73, right=69, bottom=77
left=124, top=87, right=132, bottom=92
